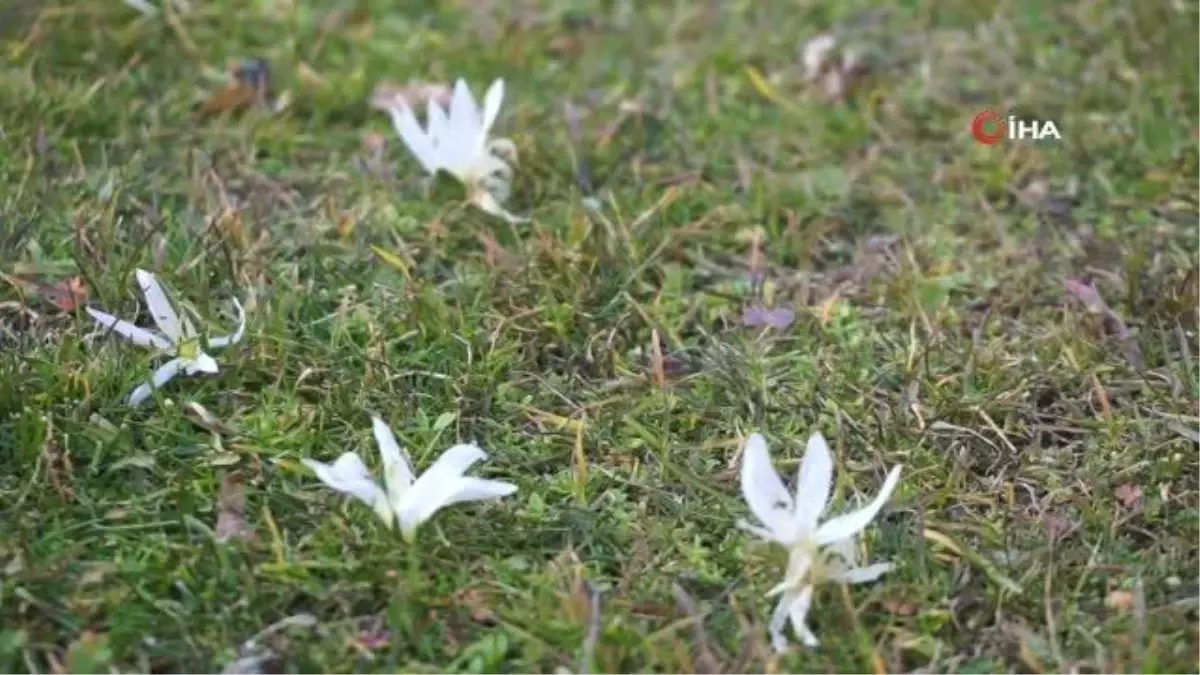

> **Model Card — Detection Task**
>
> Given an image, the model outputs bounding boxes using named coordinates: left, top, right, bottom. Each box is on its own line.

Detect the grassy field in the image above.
left=2, top=0, right=1198, bottom=672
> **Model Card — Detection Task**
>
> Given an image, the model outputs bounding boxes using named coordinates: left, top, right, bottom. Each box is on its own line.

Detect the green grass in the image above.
left=2, top=0, right=1198, bottom=672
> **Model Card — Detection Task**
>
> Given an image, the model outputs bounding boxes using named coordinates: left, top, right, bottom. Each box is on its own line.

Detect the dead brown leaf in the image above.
left=353, top=622, right=391, bottom=652
left=199, top=83, right=258, bottom=117
left=16, top=276, right=88, bottom=312
left=476, top=231, right=516, bottom=269
left=1063, top=277, right=1108, bottom=315
left=185, top=401, right=237, bottom=436
left=1105, top=589, right=1135, bottom=612
left=1042, top=512, right=1079, bottom=541
left=41, top=417, right=74, bottom=501
left=881, top=598, right=920, bottom=616
left=1114, top=483, right=1143, bottom=509
left=549, top=33, right=584, bottom=57
left=596, top=98, right=652, bottom=149
left=742, top=305, right=796, bottom=329
left=215, top=472, right=257, bottom=543
left=369, top=81, right=452, bottom=113
left=199, top=58, right=278, bottom=118
left=77, top=562, right=116, bottom=588
left=455, top=587, right=498, bottom=625
left=799, top=33, right=871, bottom=102
left=356, top=132, right=392, bottom=180
left=1063, top=278, right=1146, bottom=373
left=551, top=549, right=596, bottom=626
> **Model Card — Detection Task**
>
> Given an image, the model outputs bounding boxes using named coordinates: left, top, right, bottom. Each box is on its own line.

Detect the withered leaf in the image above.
left=30, top=276, right=88, bottom=312
left=1114, top=483, right=1143, bottom=509
left=369, top=81, right=452, bottom=113
left=185, top=401, right=237, bottom=436
left=1105, top=589, right=1135, bottom=612
left=199, top=58, right=271, bottom=117
left=215, top=472, right=256, bottom=543
left=455, top=587, right=498, bottom=625
left=742, top=305, right=796, bottom=329
left=1063, top=278, right=1144, bottom=372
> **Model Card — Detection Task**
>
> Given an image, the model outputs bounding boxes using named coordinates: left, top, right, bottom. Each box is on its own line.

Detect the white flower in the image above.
left=87, top=269, right=245, bottom=406
left=739, top=432, right=901, bottom=652
left=121, top=0, right=190, bottom=18
left=302, top=416, right=518, bottom=541
left=387, top=77, right=528, bottom=224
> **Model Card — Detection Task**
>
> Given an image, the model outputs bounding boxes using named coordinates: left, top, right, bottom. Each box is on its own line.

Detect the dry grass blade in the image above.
left=563, top=100, right=595, bottom=193
left=650, top=328, right=666, bottom=387
left=577, top=580, right=602, bottom=674
left=671, top=582, right=724, bottom=674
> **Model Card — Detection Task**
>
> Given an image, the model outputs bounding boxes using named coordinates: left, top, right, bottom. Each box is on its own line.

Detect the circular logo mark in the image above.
left=971, top=110, right=1006, bottom=145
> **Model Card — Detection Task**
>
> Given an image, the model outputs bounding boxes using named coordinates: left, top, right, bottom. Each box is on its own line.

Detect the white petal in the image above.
left=739, top=433, right=794, bottom=540
left=122, top=0, right=159, bottom=16
left=437, top=476, right=517, bottom=508
left=179, top=307, right=200, bottom=340
left=394, top=443, right=499, bottom=533
left=404, top=442, right=485, bottom=487
left=474, top=152, right=514, bottom=184
left=767, top=549, right=813, bottom=597
left=788, top=585, right=819, bottom=647
left=782, top=547, right=811, bottom=588
left=487, top=137, right=518, bottom=166
left=135, top=269, right=183, bottom=342
left=389, top=104, right=439, bottom=175
left=470, top=189, right=529, bottom=224
left=824, top=536, right=860, bottom=578
left=768, top=591, right=793, bottom=654
left=429, top=100, right=464, bottom=172
left=450, top=78, right=482, bottom=138
left=207, top=296, right=246, bottom=348
left=832, top=562, right=892, bottom=585
left=183, top=351, right=219, bottom=375
left=429, top=98, right=451, bottom=140
left=479, top=173, right=512, bottom=205
left=814, top=465, right=902, bottom=546
left=480, top=79, right=505, bottom=136
left=127, top=358, right=185, bottom=405
left=398, top=477, right=518, bottom=538
left=427, top=99, right=450, bottom=144
left=793, top=432, right=834, bottom=534
left=87, top=308, right=173, bottom=350
left=451, top=79, right=485, bottom=170
left=302, top=453, right=393, bottom=526
left=371, top=416, right=415, bottom=513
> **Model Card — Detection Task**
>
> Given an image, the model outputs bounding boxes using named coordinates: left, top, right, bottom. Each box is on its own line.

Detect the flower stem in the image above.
left=405, top=530, right=421, bottom=596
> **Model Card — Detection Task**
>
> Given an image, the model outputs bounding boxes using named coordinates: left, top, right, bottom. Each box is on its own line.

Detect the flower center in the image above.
left=783, top=538, right=845, bottom=588
left=177, top=338, right=201, bottom=361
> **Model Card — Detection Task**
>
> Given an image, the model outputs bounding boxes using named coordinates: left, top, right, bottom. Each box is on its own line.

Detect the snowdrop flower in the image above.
left=87, top=269, right=245, bottom=406
left=122, top=0, right=190, bottom=18
left=739, top=432, right=901, bottom=652
left=387, top=78, right=528, bottom=224
left=302, top=416, right=518, bottom=541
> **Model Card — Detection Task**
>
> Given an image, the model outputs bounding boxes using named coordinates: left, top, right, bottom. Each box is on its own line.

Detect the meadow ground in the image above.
left=1, top=0, right=1198, bottom=672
